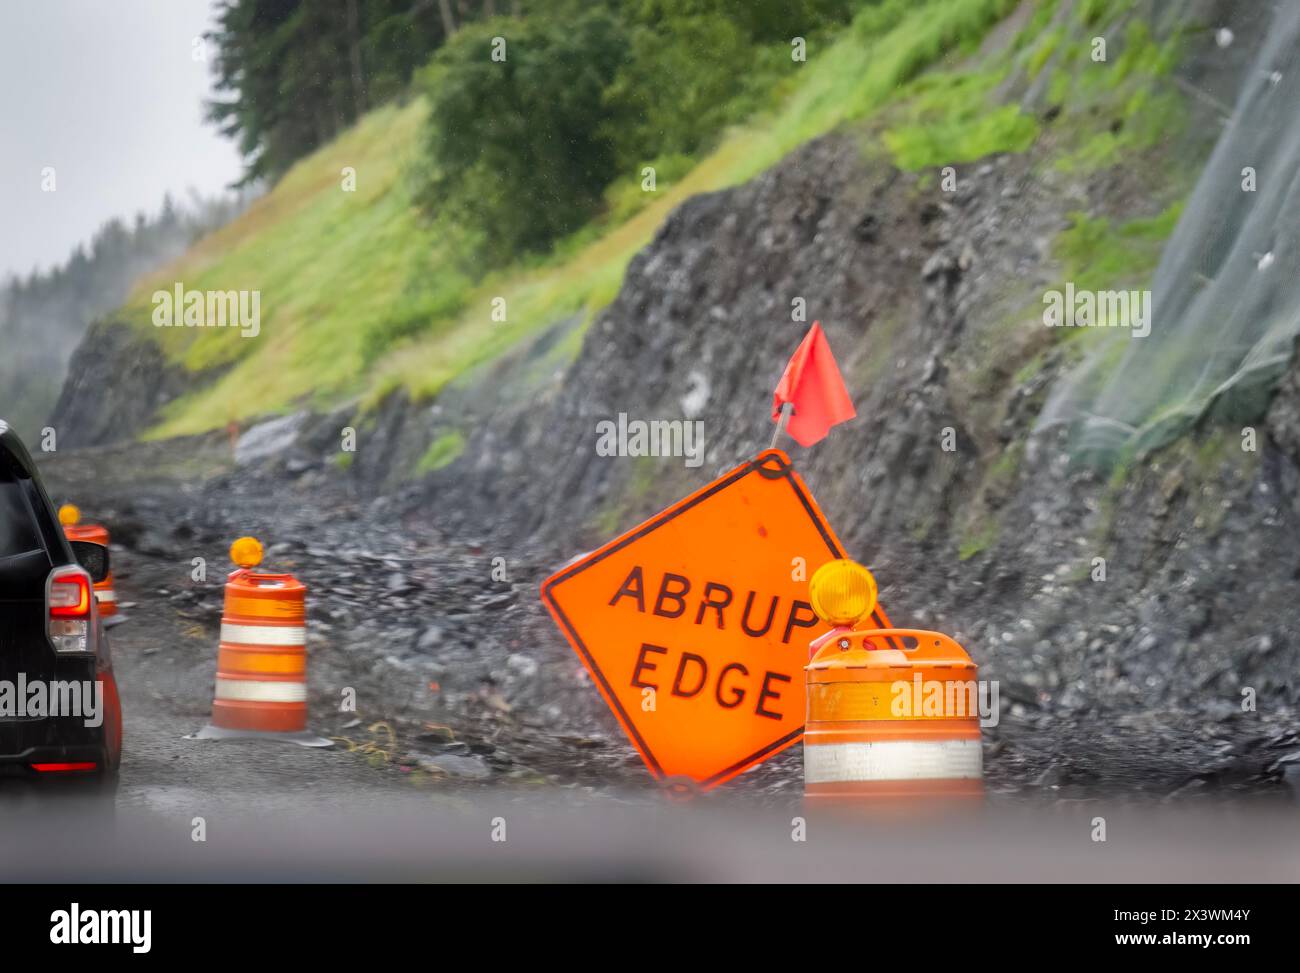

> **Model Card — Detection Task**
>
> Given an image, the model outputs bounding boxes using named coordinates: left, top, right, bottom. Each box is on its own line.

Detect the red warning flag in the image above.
left=771, top=321, right=856, bottom=447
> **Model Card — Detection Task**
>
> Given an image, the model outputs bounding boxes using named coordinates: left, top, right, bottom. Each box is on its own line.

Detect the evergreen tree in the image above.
left=206, top=0, right=494, bottom=184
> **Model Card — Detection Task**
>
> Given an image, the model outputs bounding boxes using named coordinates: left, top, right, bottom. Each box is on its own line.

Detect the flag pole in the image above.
left=770, top=403, right=791, bottom=449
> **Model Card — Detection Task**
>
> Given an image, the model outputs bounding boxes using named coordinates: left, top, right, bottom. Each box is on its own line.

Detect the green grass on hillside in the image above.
left=128, top=102, right=434, bottom=437
left=125, top=0, right=1177, bottom=440
left=1054, top=201, right=1185, bottom=293
left=416, top=429, right=466, bottom=473
left=883, top=70, right=1040, bottom=170
left=376, top=0, right=1038, bottom=406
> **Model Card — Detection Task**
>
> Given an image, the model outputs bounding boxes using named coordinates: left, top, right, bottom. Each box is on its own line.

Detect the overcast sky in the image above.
left=0, top=0, right=244, bottom=281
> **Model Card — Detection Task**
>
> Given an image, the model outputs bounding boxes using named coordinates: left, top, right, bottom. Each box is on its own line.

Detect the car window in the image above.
left=0, top=474, right=41, bottom=558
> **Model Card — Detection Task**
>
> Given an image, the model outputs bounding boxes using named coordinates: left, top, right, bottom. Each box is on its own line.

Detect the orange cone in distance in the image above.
left=59, top=504, right=118, bottom=618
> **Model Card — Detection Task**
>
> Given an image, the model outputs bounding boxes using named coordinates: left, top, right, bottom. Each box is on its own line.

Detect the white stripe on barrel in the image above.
left=220, top=622, right=306, bottom=646
left=215, top=678, right=307, bottom=703
left=94, top=590, right=117, bottom=603
left=804, top=739, right=982, bottom=784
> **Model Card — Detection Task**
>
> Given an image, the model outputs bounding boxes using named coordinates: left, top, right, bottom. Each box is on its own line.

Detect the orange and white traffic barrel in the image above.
left=192, top=537, right=330, bottom=746
left=803, top=559, right=983, bottom=803
left=59, top=504, right=118, bottom=618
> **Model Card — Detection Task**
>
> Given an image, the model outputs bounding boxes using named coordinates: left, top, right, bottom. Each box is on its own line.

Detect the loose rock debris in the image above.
left=36, top=420, right=1299, bottom=809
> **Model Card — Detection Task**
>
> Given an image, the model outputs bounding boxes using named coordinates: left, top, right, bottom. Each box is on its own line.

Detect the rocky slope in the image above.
left=50, top=321, right=198, bottom=448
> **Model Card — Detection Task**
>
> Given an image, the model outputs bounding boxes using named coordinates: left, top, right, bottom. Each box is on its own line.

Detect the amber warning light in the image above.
left=808, top=558, right=878, bottom=627
left=230, top=536, right=264, bottom=569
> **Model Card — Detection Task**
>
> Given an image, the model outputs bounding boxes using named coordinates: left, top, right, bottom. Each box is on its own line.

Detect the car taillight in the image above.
left=47, top=567, right=92, bottom=653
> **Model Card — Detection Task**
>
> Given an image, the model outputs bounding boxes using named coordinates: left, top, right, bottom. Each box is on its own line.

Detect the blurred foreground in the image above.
left=2, top=791, right=1298, bottom=882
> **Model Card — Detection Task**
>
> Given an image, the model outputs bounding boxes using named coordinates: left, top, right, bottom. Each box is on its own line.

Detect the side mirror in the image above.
left=70, top=540, right=110, bottom=584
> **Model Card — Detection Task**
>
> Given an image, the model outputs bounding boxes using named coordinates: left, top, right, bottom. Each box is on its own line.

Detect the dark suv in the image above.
left=0, top=420, right=122, bottom=783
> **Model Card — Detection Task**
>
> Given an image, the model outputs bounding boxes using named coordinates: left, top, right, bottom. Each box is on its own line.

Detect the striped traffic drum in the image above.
left=59, top=506, right=118, bottom=617
left=211, top=568, right=309, bottom=733
left=804, top=627, right=984, bottom=803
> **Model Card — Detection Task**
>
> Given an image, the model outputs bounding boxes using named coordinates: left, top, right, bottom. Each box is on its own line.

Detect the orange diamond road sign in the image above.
left=541, top=449, right=892, bottom=791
